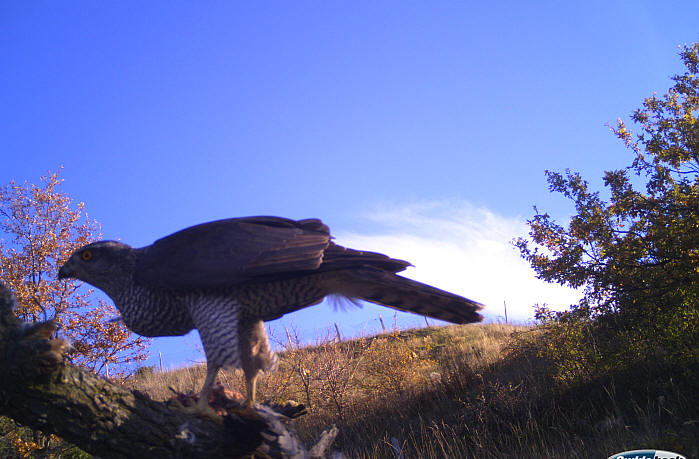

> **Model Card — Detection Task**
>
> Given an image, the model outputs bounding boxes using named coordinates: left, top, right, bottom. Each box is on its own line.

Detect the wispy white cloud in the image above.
left=335, top=200, right=580, bottom=322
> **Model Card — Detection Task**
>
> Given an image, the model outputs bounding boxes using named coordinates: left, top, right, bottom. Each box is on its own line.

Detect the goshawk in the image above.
left=58, top=216, right=483, bottom=415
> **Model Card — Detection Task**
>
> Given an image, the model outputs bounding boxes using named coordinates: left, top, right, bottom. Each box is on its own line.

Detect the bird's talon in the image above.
left=178, top=399, right=223, bottom=423
left=226, top=403, right=261, bottom=421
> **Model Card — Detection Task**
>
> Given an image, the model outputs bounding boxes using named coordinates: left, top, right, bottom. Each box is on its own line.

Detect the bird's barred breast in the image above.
left=234, top=274, right=328, bottom=321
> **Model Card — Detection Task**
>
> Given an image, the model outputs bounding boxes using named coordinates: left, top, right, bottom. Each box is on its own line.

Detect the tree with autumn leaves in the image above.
left=0, top=169, right=148, bottom=377
left=0, top=170, right=150, bottom=457
left=515, top=44, right=698, bottom=381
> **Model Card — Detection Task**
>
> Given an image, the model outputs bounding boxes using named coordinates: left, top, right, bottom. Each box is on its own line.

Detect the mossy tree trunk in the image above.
left=0, top=282, right=337, bottom=458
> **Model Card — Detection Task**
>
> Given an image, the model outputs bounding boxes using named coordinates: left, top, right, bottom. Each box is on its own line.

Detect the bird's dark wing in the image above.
left=318, top=242, right=413, bottom=274
left=134, top=217, right=331, bottom=289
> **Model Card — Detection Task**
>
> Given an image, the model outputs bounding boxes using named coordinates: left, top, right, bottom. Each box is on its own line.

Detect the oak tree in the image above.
left=515, top=44, right=698, bottom=378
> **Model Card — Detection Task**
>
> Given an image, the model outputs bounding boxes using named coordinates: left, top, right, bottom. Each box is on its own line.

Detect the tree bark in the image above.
left=0, top=282, right=338, bottom=458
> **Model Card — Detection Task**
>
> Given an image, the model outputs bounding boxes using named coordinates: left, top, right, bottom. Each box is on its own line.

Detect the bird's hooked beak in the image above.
left=58, top=259, right=76, bottom=280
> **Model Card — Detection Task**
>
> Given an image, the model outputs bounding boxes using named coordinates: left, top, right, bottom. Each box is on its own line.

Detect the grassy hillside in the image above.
left=132, top=323, right=697, bottom=458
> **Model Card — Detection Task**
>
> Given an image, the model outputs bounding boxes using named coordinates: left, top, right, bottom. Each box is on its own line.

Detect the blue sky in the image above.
left=2, top=2, right=698, bottom=369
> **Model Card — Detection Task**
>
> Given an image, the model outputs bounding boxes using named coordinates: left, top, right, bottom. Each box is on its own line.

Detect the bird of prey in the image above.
left=58, top=216, right=483, bottom=416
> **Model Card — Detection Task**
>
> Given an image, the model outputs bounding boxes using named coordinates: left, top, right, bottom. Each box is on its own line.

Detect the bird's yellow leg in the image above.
left=198, top=365, right=218, bottom=404
left=244, top=372, right=258, bottom=408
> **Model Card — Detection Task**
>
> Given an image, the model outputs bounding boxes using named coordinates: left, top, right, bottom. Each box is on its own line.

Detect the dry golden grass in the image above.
left=133, top=324, right=517, bottom=409
left=132, top=323, right=697, bottom=458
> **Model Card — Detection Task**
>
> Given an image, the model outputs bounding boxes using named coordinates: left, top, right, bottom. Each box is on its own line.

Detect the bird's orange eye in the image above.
left=81, top=250, right=93, bottom=261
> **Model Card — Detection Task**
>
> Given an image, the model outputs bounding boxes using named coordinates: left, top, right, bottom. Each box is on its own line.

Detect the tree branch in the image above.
left=0, top=281, right=340, bottom=458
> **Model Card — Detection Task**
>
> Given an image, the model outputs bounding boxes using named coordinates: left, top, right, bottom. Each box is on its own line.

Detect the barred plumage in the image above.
left=58, top=216, right=484, bottom=416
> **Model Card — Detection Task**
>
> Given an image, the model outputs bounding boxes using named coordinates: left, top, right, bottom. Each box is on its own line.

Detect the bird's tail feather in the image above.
left=323, top=268, right=484, bottom=324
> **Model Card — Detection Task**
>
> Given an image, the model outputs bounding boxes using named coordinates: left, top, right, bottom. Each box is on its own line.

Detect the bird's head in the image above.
left=58, top=241, right=136, bottom=294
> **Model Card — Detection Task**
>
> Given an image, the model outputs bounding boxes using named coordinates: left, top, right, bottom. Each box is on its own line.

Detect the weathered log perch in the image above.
left=0, top=282, right=340, bottom=458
